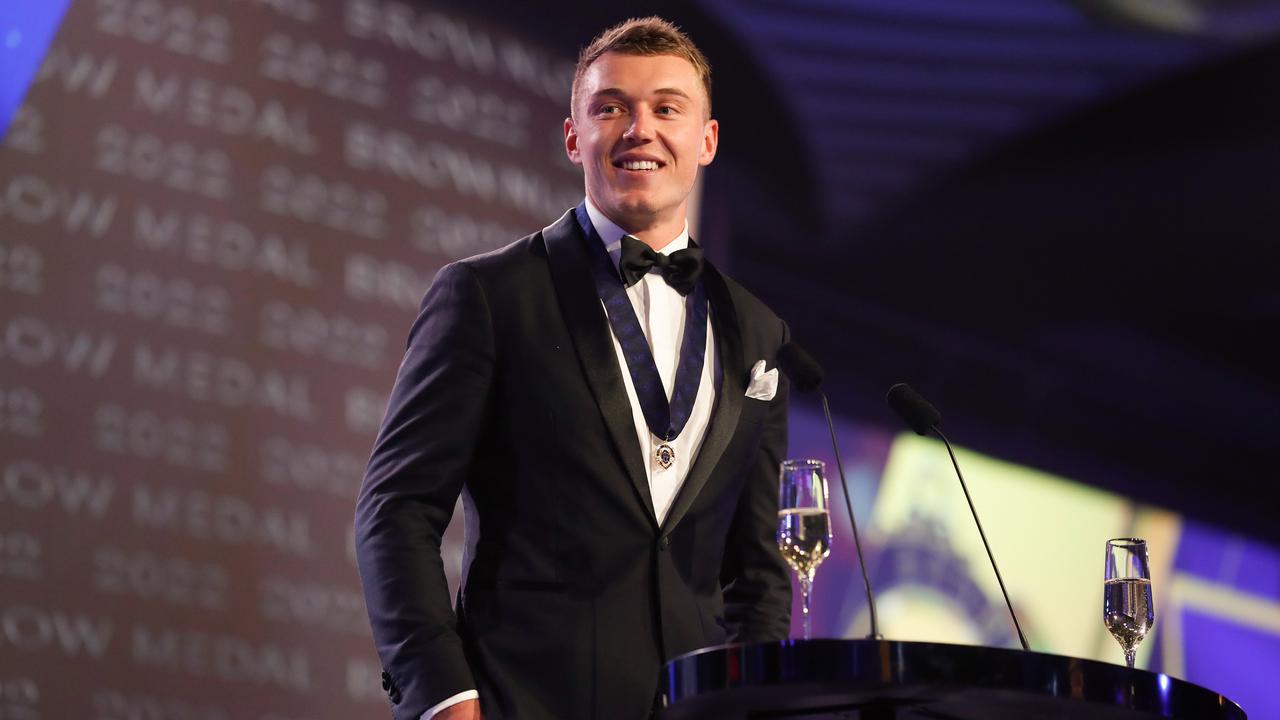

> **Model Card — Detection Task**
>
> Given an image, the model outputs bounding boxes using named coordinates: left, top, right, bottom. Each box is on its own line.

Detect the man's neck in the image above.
left=584, top=197, right=689, bottom=253
left=622, top=217, right=687, bottom=252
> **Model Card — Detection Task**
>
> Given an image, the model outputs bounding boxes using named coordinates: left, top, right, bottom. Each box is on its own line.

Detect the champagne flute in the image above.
left=777, top=459, right=832, bottom=640
left=1103, top=538, right=1155, bottom=669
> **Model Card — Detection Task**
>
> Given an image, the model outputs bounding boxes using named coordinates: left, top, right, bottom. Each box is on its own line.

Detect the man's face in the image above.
left=565, top=52, right=718, bottom=232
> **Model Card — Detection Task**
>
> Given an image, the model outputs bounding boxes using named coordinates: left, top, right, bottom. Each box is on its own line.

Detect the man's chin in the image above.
left=601, top=195, right=664, bottom=223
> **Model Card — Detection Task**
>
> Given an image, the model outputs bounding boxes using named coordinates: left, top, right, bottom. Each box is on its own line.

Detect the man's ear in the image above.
left=699, top=118, right=719, bottom=166
left=564, top=117, right=582, bottom=165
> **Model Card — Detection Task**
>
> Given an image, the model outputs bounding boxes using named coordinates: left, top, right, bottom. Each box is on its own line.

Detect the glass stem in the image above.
left=1125, top=649, right=1136, bottom=669
left=799, top=574, right=813, bottom=640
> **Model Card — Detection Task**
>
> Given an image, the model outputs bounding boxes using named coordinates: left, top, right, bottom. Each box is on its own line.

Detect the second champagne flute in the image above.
left=777, top=459, right=833, bottom=640
left=1103, top=537, right=1155, bottom=669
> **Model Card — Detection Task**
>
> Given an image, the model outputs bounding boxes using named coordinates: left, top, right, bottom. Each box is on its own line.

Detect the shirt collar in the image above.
left=583, top=196, right=690, bottom=263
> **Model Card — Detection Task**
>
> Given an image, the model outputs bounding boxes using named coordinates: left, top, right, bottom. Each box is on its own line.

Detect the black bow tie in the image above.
left=618, top=234, right=704, bottom=295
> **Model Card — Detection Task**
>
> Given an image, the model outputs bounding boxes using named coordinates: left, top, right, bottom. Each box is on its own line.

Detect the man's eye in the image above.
left=656, top=106, right=677, bottom=115
left=598, top=105, right=622, bottom=115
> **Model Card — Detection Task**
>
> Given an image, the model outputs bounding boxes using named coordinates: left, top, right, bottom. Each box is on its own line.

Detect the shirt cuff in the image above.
left=420, top=690, right=479, bottom=719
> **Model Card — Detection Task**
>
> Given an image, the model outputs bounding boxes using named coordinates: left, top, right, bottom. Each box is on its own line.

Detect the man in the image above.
left=355, top=17, right=791, bottom=720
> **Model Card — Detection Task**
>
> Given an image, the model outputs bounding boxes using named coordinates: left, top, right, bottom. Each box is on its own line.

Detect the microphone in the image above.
left=884, top=383, right=1031, bottom=652
left=777, top=342, right=823, bottom=392
left=777, top=342, right=881, bottom=641
left=886, top=383, right=940, bottom=436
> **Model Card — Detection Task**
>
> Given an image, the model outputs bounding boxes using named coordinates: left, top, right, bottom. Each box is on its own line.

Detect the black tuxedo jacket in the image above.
left=355, top=209, right=792, bottom=720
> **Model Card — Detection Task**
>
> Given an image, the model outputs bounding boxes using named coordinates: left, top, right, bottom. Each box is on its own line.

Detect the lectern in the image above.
left=660, top=639, right=1245, bottom=719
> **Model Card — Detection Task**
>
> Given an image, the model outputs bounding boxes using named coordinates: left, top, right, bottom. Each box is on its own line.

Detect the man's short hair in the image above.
left=571, top=16, right=713, bottom=118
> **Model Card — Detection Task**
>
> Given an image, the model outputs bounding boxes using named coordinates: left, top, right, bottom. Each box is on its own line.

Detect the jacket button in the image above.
left=658, top=535, right=671, bottom=551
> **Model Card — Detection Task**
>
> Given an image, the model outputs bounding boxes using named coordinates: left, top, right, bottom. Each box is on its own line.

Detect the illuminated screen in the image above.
left=0, top=0, right=578, bottom=716
left=787, top=404, right=1280, bottom=719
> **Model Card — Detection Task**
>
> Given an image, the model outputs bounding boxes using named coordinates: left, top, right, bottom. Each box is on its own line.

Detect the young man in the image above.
left=355, top=17, right=791, bottom=720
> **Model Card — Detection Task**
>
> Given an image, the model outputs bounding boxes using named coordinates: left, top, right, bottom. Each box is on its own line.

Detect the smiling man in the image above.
left=355, top=17, right=792, bottom=720
left=565, top=47, right=717, bottom=250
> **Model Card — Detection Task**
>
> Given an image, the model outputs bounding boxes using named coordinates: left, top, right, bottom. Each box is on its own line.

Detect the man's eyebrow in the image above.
left=652, top=87, right=692, bottom=100
left=590, top=87, right=693, bottom=101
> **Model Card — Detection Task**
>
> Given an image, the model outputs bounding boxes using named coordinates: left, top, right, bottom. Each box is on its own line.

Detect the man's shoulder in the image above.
left=715, top=267, right=781, bottom=326
left=452, top=229, right=547, bottom=276
left=447, top=209, right=573, bottom=280
left=711, top=266, right=789, bottom=351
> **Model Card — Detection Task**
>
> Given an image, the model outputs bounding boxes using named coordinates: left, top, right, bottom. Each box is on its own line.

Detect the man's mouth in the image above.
left=614, top=159, right=663, bottom=172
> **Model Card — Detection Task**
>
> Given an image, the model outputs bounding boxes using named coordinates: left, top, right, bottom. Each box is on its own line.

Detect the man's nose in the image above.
left=623, top=109, right=655, bottom=141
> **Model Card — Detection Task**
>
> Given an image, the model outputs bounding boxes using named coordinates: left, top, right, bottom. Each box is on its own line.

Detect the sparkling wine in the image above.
left=1104, top=577, right=1154, bottom=654
left=777, top=508, right=831, bottom=579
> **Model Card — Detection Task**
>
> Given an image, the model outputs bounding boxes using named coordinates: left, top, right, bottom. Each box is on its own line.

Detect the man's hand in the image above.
left=435, top=699, right=483, bottom=720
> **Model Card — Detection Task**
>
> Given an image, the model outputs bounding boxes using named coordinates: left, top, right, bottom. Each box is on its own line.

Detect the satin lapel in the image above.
left=661, top=263, right=745, bottom=534
left=542, top=210, right=656, bottom=526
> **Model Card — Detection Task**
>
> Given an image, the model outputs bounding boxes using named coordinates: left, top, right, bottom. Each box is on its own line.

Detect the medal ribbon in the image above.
left=575, top=203, right=708, bottom=444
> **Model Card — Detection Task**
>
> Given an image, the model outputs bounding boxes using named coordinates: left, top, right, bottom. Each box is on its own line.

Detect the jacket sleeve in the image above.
left=720, top=318, right=793, bottom=642
left=354, top=261, right=494, bottom=718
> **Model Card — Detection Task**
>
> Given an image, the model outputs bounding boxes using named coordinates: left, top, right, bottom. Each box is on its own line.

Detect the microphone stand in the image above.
left=820, top=391, right=882, bottom=640
left=933, top=427, right=1030, bottom=652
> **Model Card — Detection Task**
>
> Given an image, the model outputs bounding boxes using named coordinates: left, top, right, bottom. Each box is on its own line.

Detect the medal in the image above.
left=655, top=443, right=675, bottom=470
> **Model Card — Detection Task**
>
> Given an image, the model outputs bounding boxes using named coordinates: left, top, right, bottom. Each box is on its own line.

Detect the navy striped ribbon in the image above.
left=575, top=203, right=707, bottom=443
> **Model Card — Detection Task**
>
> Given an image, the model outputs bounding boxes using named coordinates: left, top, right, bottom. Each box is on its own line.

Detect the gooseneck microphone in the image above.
left=885, top=383, right=1031, bottom=651
left=777, top=342, right=881, bottom=641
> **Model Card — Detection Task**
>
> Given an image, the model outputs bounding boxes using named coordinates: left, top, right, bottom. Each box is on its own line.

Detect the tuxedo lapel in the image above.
left=661, top=263, right=745, bottom=534
left=542, top=210, right=657, bottom=527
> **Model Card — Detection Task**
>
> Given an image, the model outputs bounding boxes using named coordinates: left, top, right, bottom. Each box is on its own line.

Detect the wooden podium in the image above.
left=659, top=639, right=1246, bottom=719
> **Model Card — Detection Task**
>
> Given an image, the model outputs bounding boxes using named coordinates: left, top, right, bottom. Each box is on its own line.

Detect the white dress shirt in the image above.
left=423, top=201, right=717, bottom=719
left=584, top=198, right=718, bottom=526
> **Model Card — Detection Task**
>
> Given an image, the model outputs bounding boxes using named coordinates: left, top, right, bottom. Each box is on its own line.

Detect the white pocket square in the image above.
left=745, top=359, right=778, bottom=401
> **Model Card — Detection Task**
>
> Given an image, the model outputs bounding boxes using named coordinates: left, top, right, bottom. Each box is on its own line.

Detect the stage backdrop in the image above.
left=4, top=1, right=1278, bottom=720
left=0, top=0, right=579, bottom=717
